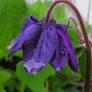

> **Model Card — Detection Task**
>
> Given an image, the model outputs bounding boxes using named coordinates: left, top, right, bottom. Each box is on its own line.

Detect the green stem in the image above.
left=20, top=83, right=25, bottom=92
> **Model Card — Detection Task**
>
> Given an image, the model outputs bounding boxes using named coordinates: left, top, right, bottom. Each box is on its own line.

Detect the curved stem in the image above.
left=45, top=0, right=92, bottom=92
left=68, top=17, right=85, bottom=45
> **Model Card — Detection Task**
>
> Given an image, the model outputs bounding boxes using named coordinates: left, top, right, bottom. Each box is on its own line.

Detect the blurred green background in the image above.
left=0, top=0, right=92, bottom=92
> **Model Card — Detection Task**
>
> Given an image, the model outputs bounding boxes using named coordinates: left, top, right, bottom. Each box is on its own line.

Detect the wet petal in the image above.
left=50, top=31, right=69, bottom=71
left=24, top=25, right=57, bottom=74
left=56, top=26, right=78, bottom=72
left=33, top=25, right=57, bottom=63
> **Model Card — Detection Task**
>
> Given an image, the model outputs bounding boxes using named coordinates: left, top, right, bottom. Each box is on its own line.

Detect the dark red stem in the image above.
left=45, top=0, right=92, bottom=92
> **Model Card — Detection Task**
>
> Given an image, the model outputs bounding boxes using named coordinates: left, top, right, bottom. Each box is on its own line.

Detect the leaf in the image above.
left=78, top=49, right=87, bottom=78
left=26, top=1, right=51, bottom=19
left=0, top=85, right=6, bottom=92
left=67, top=28, right=80, bottom=47
left=74, top=46, right=85, bottom=59
left=0, top=70, right=12, bottom=84
left=60, top=75, right=81, bottom=88
left=39, top=64, right=56, bottom=82
left=65, top=85, right=79, bottom=92
left=16, top=61, right=55, bottom=92
left=51, top=4, right=65, bottom=20
left=0, top=0, right=25, bottom=58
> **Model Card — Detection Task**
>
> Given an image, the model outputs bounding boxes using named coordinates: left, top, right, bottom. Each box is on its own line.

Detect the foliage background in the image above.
left=0, top=0, right=92, bottom=92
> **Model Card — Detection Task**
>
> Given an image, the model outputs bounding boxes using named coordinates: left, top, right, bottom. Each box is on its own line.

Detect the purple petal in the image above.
left=24, top=59, right=45, bottom=74
left=56, top=26, right=78, bottom=72
left=22, top=15, right=40, bottom=32
left=8, top=15, right=40, bottom=56
left=50, top=30, right=69, bottom=71
left=23, top=43, right=45, bottom=74
left=55, top=24, right=68, bottom=32
left=23, top=25, right=57, bottom=74
left=16, top=24, right=42, bottom=49
left=50, top=19, right=56, bottom=24
left=41, top=17, right=46, bottom=23
left=33, top=25, right=57, bottom=63
left=8, top=24, right=42, bottom=56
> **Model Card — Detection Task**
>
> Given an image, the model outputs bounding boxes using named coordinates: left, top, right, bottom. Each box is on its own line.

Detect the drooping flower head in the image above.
left=8, top=15, right=78, bottom=74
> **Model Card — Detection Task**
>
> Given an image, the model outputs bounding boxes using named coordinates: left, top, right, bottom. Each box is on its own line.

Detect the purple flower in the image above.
left=8, top=15, right=78, bottom=74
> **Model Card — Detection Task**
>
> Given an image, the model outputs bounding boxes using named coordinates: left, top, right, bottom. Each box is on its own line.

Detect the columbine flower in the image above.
left=8, top=15, right=78, bottom=74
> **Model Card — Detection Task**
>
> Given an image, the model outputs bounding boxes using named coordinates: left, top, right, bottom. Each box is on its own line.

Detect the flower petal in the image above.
left=8, top=15, right=40, bottom=56
left=24, top=25, right=57, bottom=74
left=50, top=31, right=69, bottom=71
left=9, top=15, right=40, bottom=48
left=22, top=15, right=40, bottom=32
left=24, top=59, right=45, bottom=74
left=8, top=24, right=42, bottom=56
left=23, top=43, right=45, bottom=74
left=56, top=26, right=78, bottom=72
left=55, top=24, right=68, bottom=32
left=50, top=19, right=56, bottom=24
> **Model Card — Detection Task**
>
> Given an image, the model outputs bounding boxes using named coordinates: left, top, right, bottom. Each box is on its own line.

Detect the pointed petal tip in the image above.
left=74, top=64, right=78, bottom=73
left=68, top=60, right=78, bottom=73
left=24, top=65, right=44, bottom=74
left=8, top=51, right=12, bottom=57
left=24, top=59, right=45, bottom=74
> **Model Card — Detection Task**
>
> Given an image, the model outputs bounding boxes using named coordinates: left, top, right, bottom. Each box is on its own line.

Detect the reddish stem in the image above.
left=45, top=0, right=92, bottom=92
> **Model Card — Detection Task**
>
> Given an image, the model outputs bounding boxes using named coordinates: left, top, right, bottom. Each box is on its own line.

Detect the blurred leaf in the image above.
left=38, top=64, right=56, bottom=82
left=5, top=79, right=17, bottom=92
left=56, top=88, right=65, bottom=92
left=16, top=61, right=55, bottom=92
left=79, top=49, right=87, bottom=78
left=26, top=1, right=51, bottom=19
left=60, top=75, right=81, bottom=88
left=0, top=0, right=26, bottom=58
left=67, top=28, right=80, bottom=47
left=56, top=18, right=67, bottom=24
left=0, top=70, right=12, bottom=84
left=48, top=64, right=81, bottom=92
left=74, top=46, right=85, bottom=59
left=0, top=84, right=6, bottom=92
left=58, top=65, right=79, bottom=76
left=65, top=85, right=79, bottom=92
left=51, top=4, right=65, bottom=19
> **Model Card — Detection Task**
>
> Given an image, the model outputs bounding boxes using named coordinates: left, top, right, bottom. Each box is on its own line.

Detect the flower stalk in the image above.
left=45, top=0, right=92, bottom=92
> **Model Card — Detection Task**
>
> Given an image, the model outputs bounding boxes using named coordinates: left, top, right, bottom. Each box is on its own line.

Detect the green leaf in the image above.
left=51, top=4, right=65, bottom=20
left=79, top=49, right=87, bottom=78
left=60, top=75, right=81, bottom=88
left=0, top=0, right=25, bottom=58
left=16, top=61, right=55, bottom=92
left=0, top=70, right=12, bottom=84
left=26, top=1, right=51, bottom=19
left=67, top=28, right=80, bottom=47
left=74, top=46, right=85, bottom=59
left=65, top=85, right=79, bottom=92
left=0, top=85, right=6, bottom=92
